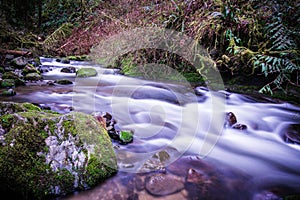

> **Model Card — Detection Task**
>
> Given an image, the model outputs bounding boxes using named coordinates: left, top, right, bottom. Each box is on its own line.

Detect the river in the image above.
left=2, top=57, right=300, bottom=200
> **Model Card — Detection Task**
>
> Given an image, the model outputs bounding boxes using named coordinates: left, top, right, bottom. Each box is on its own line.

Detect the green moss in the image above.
left=67, top=55, right=88, bottom=61
left=22, top=103, right=42, bottom=111
left=1, top=79, right=15, bottom=88
left=76, top=68, right=98, bottom=77
left=119, top=130, right=133, bottom=144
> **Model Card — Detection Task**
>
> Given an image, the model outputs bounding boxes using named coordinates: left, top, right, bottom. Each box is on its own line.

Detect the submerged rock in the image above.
left=145, top=173, right=184, bottom=196
left=0, top=102, right=117, bottom=199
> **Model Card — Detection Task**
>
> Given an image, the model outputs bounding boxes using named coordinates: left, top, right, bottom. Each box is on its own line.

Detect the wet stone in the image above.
left=135, top=176, right=145, bottom=191
left=232, top=123, right=247, bottom=130
left=225, top=112, right=237, bottom=127
left=61, top=66, right=76, bottom=73
left=285, top=124, right=300, bottom=144
left=186, top=168, right=206, bottom=184
left=145, top=173, right=184, bottom=196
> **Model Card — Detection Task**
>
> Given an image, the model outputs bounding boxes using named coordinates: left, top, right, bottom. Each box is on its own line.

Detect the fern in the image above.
left=265, top=17, right=296, bottom=51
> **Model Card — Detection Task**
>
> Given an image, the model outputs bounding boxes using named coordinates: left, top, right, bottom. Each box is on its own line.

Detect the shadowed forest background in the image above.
left=0, top=0, right=299, bottom=103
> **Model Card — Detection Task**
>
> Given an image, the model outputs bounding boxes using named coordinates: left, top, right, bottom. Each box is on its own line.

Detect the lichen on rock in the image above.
left=0, top=102, right=117, bottom=199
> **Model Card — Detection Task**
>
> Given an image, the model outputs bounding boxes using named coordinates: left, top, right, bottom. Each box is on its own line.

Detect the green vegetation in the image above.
left=119, top=130, right=134, bottom=144
left=0, top=0, right=299, bottom=97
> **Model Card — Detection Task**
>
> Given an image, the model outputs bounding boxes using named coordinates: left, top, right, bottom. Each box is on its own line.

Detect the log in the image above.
left=0, top=49, right=32, bottom=56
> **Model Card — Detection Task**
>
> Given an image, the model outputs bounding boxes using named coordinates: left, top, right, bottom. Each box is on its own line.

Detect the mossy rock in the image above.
left=0, top=102, right=117, bottom=199
left=24, top=73, right=43, bottom=81
left=2, top=71, right=20, bottom=80
left=0, top=79, right=15, bottom=88
left=67, top=55, right=88, bottom=61
left=0, top=102, right=41, bottom=116
left=1, top=73, right=26, bottom=87
left=55, top=79, right=73, bottom=85
left=119, top=130, right=133, bottom=144
left=21, top=64, right=40, bottom=76
left=1, top=89, right=16, bottom=96
left=76, top=68, right=97, bottom=78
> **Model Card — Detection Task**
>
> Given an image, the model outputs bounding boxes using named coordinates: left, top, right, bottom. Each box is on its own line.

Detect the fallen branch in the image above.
left=0, top=49, right=32, bottom=56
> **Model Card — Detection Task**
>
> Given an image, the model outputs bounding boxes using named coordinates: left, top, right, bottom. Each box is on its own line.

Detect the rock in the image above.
left=2, top=89, right=16, bottom=96
left=225, top=112, right=237, bottom=127
left=0, top=79, right=16, bottom=88
left=21, top=64, right=40, bottom=76
left=145, top=173, right=184, bottom=196
left=61, top=58, right=70, bottom=64
left=135, top=176, right=145, bottom=191
left=76, top=68, right=97, bottom=77
left=186, top=168, right=207, bottom=184
left=232, top=123, right=247, bottom=130
left=55, top=79, right=73, bottom=85
left=0, top=102, right=117, bottom=199
left=61, top=67, right=76, bottom=73
left=0, top=102, right=41, bottom=115
left=24, top=72, right=43, bottom=81
left=2, top=71, right=20, bottom=80
left=1, top=72, right=26, bottom=87
left=118, top=130, right=134, bottom=144
left=11, top=56, right=27, bottom=69
left=224, top=112, right=247, bottom=131
left=285, top=124, right=300, bottom=144
left=47, top=81, right=55, bottom=86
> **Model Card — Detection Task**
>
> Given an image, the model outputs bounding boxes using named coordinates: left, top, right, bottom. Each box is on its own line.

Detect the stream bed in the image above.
left=1, top=57, right=300, bottom=200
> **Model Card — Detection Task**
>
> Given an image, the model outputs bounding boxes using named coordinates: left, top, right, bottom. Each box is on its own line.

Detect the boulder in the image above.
left=61, top=67, right=76, bottom=73
left=24, top=72, right=43, bottom=81
left=21, top=64, right=40, bottom=76
left=76, top=68, right=97, bottom=78
left=0, top=102, right=117, bottom=199
left=11, top=56, right=28, bottom=69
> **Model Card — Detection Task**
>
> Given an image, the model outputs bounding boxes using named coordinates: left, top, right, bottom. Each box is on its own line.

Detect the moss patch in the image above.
left=76, top=68, right=98, bottom=77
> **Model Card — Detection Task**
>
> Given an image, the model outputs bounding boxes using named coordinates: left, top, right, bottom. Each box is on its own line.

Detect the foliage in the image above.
left=43, top=23, right=74, bottom=53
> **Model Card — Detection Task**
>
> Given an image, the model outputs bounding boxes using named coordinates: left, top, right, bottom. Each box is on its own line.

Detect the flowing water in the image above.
left=2, top=58, right=300, bottom=199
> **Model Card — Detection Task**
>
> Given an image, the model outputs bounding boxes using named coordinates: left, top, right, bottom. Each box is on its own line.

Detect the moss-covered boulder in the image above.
left=0, top=102, right=117, bottom=199
left=76, top=68, right=97, bottom=78
left=21, top=64, right=41, bottom=76
left=24, top=72, right=43, bottom=81
left=1, top=72, right=26, bottom=87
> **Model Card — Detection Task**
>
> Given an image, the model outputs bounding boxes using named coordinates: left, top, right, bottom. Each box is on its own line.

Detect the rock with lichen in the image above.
left=0, top=102, right=117, bottom=200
